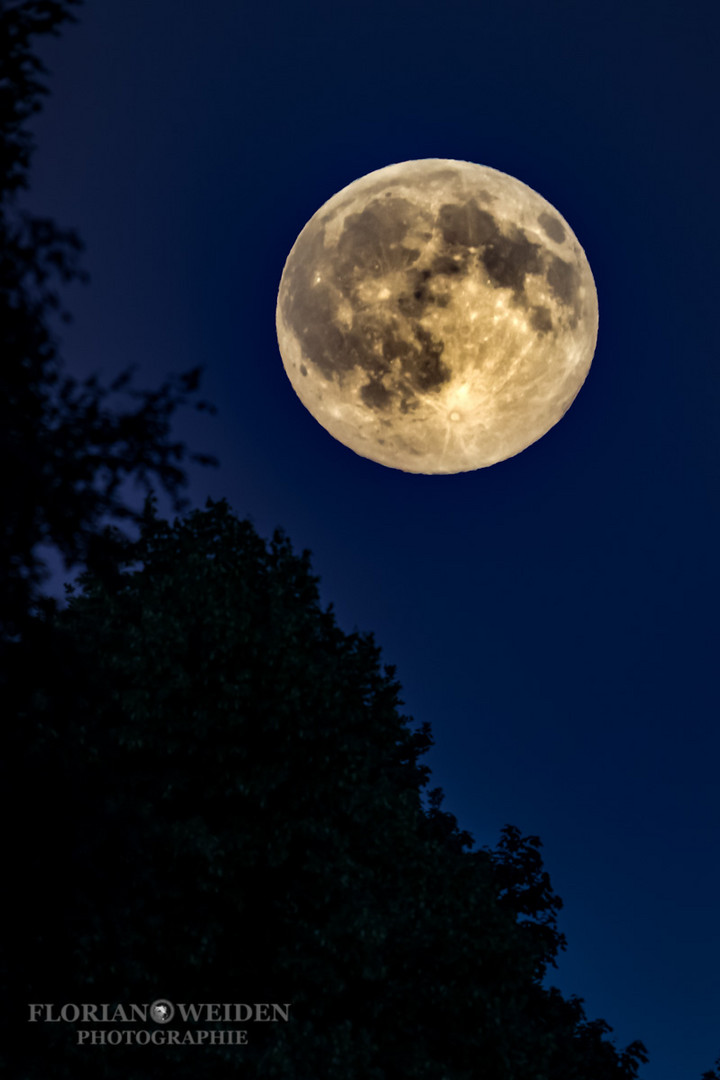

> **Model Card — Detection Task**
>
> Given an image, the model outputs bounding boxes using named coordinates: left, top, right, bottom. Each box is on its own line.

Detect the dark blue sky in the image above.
left=28, top=2, right=718, bottom=1076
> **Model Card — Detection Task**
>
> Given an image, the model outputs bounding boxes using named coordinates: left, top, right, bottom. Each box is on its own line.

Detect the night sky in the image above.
left=27, top=2, right=718, bottom=1076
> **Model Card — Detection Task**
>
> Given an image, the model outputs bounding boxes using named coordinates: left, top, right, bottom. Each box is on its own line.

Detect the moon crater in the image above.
left=277, top=159, right=598, bottom=472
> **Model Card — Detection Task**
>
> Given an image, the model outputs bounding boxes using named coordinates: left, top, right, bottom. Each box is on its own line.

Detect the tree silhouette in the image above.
left=7, top=498, right=649, bottom=1078
left=0, top=0, right=216, bottom=643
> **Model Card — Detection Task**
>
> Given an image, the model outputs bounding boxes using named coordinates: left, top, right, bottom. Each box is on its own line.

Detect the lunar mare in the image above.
left=276, top=159, right=598, bottom=473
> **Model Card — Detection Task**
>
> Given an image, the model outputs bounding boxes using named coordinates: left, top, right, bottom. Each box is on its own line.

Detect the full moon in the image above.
left=276, top=159, right=598, bottom=473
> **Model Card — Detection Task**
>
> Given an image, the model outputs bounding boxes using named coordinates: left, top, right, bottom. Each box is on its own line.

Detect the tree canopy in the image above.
left=8, top=498, right=649, bottom=1078
left=0, top=0, right=216, bottom=643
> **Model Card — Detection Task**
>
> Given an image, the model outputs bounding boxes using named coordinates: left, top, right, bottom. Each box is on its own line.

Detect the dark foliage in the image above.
left=0, top=0, right=216, bottom=643
left=7, top=499, right=649, bottom=1078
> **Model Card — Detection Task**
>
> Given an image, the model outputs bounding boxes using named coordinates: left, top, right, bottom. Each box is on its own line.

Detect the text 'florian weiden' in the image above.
left=28, top=1001, right=292, bottom=1047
